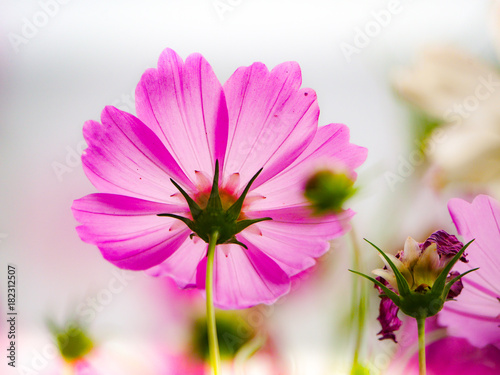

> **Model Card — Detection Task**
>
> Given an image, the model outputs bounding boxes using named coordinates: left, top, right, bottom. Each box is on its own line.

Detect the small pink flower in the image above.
left=72, top=48, right=367, bottom=309
left=439, top=194, right=500, bottom=348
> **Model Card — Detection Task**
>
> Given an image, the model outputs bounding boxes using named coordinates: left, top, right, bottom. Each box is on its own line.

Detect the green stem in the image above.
left=350, top=228, right=368, bottom=374
left=417, top=316, right=427, bottom=375
left=206, top=231, right=220, bottom=375
left=234, top=333, right=266, bottom=370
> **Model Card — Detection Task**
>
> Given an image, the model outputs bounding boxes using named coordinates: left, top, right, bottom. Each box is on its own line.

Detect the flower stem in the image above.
left=349, top=228, right=369, bottom=375
left=206, top=231, right=220, bottom=375
left=417, top=316, right=427, bottom=375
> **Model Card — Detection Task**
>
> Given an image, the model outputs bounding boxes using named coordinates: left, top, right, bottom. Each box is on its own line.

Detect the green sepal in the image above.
left=235, top=217, right=272, bottom=234
left=157, top=213, right=196, bottom=232
left=169, top=178, right=202, bottom=219
left=349, top=270, right=401, bottom=306
left=363, top=238, right=411, bottom=297
left=431, top=239, right=474, bottom=295
left=442, top=267, right=479, bottom=300
left=226, top=167, right=263, bottom=221
left=206, top=160, right=223, bottom=212
left=225, top=237, right=249, bottom=249
left=157, top=161, right=272, bottom=250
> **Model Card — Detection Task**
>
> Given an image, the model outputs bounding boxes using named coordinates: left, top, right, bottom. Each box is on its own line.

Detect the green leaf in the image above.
left=349, top=269, right=401, bottom=306
left=432, top=239, right=474, bottom=294
left=364, top=238, right=411, bottom=297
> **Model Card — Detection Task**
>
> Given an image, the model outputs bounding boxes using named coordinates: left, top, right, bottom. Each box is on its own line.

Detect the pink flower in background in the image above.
left=72, top=48, right=367, bottom=309
left=439, top=194, right=500, bottom=348
left=387, top=316, right=500, bottom=375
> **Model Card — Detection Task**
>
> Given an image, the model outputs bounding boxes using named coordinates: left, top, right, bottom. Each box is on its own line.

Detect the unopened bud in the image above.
left=304, top=169, right=357, bottom=214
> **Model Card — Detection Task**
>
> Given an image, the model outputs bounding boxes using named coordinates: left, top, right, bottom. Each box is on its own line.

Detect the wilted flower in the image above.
left=373, top=231, right=466, bottom=296
left=352, top=230, right=475, bottom=342
left=72, top=48, right=367, bottom=310
left=439, top=194, right=500, bottom=348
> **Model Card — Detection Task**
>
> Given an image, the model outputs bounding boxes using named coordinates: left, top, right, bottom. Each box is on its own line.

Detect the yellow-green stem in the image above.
left=417, top=317, right=427, bottom=375
left=350, top=228, right=369, bottom=374
left=207, top=231, right=220, bottom=375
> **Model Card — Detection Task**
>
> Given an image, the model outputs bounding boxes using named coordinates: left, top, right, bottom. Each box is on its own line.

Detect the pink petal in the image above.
left=246, top=206, right=354, bottom=241
left=82, top=106, right=194, bottom=203
left=439, top=306, right=500, bottom=351
left=449, top=195, right=500, bottom=298
left=250, top=123, right=367, bottom=210
left=449, top=195, right=500, bottom=276
left=136, top=48, right=228, bottom=182
left=438, top=195, right=500, bottom=348
left=239, top=229, right=327, bottom=276
left=146, top=236, right=207, bottom=288
left=196, top=244, right=290, bottom=309
left=222, top=61, right=319, bottom=189
left=376, top=296, right=402, bottom=342
left=72, top=193, right=191, bottom=270
left=396, top=335, right=500, bottom=375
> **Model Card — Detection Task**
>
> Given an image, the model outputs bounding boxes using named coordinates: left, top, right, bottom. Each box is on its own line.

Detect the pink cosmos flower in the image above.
left=72, top=48, right=366, bottom=309
left=438, top=194, right=500, bottom=348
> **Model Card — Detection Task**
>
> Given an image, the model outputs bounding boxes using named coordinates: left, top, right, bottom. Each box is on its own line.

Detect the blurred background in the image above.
left=1, top=0, right=499, bottom=374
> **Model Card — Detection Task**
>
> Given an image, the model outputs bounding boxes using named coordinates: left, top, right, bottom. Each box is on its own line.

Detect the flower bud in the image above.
left=304, top=168, right=357, bottom=214
left=50, top=321, right=94, bottom=362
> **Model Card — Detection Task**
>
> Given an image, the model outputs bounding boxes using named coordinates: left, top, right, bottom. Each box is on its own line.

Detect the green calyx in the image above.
left=349, top=239, right=478, bottom=319
left=158, top=160, right=271, bottom=248
left=304, top=170, right=357, bottom=215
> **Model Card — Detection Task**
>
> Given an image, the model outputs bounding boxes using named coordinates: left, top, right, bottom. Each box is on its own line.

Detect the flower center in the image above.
left=195, top=188, right=238, bottom=212
left=158, top=161, right=271, bottom=248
